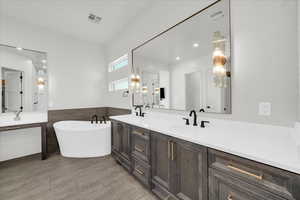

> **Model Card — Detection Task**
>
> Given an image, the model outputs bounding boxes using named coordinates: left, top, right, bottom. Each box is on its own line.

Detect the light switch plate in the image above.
left=259, top=102, right=271, bottom=116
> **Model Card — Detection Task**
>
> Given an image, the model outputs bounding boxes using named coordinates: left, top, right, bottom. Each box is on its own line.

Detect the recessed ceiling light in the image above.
left=175, top=56, right=181, bottom=61
left=193, top=43, right=199, bottom=47
left=16, top=47, right=23, bottom=51
left=88, top=13, right=102, bottom=24
left=41, top=59, right=47, bottom=64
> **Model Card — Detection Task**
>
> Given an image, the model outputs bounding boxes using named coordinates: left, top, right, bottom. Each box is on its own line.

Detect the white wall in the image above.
left=0, top=16, right=107, bottom=161
left=106, top=0, right=298, bottom=127
left=0, top=16, right=107, bottom=110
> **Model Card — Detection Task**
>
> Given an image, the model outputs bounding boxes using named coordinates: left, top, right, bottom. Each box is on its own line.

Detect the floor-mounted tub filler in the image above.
left=54, top=121, right=111, bottom=158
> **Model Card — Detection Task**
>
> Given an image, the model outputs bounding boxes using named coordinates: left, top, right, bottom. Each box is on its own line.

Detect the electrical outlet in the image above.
left=259, top=102, right=271, bottom=116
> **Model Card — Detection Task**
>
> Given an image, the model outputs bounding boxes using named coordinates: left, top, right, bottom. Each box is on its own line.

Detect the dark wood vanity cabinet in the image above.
left=111, top=120, right=300, bottom=200
left=151, top=132, right=208, bottom=200
left=208, top=149, right=300, bottom=200
left=111, top=121, right=131, bottom=171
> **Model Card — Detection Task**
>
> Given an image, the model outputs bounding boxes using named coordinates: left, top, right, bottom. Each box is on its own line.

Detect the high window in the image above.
left=108, top=54, right=129, bottom=92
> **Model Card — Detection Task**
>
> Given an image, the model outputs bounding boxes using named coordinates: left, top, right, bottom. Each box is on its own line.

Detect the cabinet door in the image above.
left=172, top=139, right=208, bottom=200
left=119, top=123, right=131, bottom=161
left=151, top=132, right=172, bottom=191
left=112, top=121, right=121, bottom=152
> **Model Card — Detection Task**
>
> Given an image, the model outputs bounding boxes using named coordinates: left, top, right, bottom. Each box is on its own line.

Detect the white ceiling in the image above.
left=0, top=0, right=153, bottom=44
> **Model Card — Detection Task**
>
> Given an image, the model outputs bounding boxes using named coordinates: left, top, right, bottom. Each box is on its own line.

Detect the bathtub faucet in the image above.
left=91, top=114, right=99, bottom=124
left=100, top=116, right=107, bottom=124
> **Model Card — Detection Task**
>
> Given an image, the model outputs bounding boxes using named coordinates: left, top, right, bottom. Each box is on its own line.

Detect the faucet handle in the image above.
left=200, top=120, right=210, bottom=128
left=182, top=118, right=190, bottom=125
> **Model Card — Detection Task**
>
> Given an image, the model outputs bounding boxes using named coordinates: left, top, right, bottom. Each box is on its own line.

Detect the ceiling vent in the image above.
left=88, top=13, right=102, bottom=24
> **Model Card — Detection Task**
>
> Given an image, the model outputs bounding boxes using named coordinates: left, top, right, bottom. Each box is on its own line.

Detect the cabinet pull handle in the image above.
left=135, top=168, right=144, bottom=175
left=168, top=141, right=171, bottom=159
left=227, top=194, right=233, bottom=200
left=132, top=130, right=145, bottom=136
left=134, top=145, right=144, bottom=153
left=227, top=165, right=263, bottom=180
left=171, top=142, right=175, bottom=161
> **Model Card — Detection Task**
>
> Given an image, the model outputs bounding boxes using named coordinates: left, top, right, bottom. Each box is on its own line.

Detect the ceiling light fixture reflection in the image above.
left=193, top=43, right=199, bottom=47
left=41, top=59, right=47, bottom=64
left=16, top=47, right=23, bottom=51
left=175, top=56, right=181, bottom=61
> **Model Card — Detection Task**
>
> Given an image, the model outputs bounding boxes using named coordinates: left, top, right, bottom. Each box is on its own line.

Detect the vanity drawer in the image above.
left=208, top=149, right=300, bottom=200
left=209, top=168, right=287, bottom=200
left=132, top=156, right=151, bottom=188
left=131, top=126, right=150, bottom=139
left=131, top=126, right=150, bottom=163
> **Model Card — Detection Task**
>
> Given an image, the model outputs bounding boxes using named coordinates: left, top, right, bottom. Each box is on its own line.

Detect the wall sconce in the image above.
left=142, top=86, right=148, bottom=94
left=212, top=31, right=228, bottom=88
left=154, top=88, right=160, bottom=94
left=37, top=77, right=45, bottom=89
left=1, top=80, right=5, bottom=87
left=130, top=74, right=141, bottom=89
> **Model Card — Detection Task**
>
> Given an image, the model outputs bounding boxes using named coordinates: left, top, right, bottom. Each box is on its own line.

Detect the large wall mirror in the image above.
left=132, top=0, right=231, bottom=114
left=0, top=44, right=48, bottom=114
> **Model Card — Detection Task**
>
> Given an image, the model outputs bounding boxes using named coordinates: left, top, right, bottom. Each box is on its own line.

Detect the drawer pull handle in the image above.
left=132, top=130, right=145, bottom=136
left=168, top=141, right=175, bottom=160
left=227, top=165, right=263, bottom=180
left=134, top=145, right=144, bottom=153
left=135, top=168, right=144, bottom=175
left=227, top=194, right=233, bottom=200
left=171, top=142, right=175, bottom=161
left=168, top=141, right=171, bottom=159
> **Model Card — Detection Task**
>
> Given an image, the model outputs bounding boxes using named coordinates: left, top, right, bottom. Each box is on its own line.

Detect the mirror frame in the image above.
left=131, top=0, right=232, bottom=114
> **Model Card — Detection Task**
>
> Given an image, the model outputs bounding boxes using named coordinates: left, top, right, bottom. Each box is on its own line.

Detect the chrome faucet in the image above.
left=14, top=110, right=22, bottom=121
left=189, top=110, right=198, bottom=126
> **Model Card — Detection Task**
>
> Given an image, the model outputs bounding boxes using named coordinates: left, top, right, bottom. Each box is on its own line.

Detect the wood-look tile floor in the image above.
left=0, top=154, right=158, bottom=200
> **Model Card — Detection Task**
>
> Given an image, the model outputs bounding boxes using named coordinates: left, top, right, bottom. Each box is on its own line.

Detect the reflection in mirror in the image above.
left=0, top=44, right=48, bottom=114
left=132, top=0, right=231, bottom=113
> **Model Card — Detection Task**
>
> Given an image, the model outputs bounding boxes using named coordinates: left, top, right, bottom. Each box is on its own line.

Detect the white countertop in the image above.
left=0, top=112, right=48, bottom=127
left=110, top=113, right=300, bottom=175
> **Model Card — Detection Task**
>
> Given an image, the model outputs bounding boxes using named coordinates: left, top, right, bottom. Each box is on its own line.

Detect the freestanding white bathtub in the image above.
left=54, top=121, right=111, bottom=158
